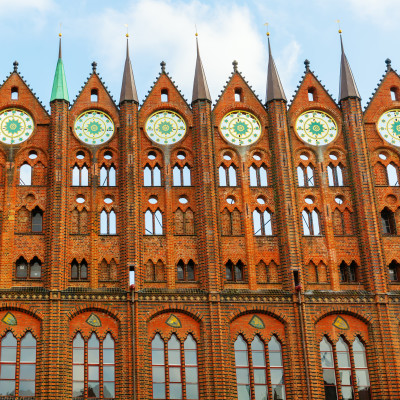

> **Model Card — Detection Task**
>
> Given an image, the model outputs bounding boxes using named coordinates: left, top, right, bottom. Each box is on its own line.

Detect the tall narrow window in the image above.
left=168, top=335, right=182, bottom=399
left=297, top=165, right=314, bottom=187
left=161, top=89, right=168, bottom=102
left=145, top=210, right=163, bottom=235
left=20, top=163, right=32, bottom=185
left=253, top=209, right=272, bottom=236
left=100, top=165, right=116, bottom=186
left=173, top=165, right=191, bottom=186
left=91, top=89, right=98, bottom=102
left=249, top=165, right=268, bottom=187
left=268, top=336, right=286, bottom=400
left=336, top=337, right=354, bottom=400
left=391, top=88, right=397, bottom=101
left=71, top=259, right=88, bottom=280
left=353, top=338, right=371, bottom=400
left=11, top=87, right=18, bottom=100
left=0, top=331, right=37, bottom=397
left=184, top=335, right=199, bottom=399
left=152, top=334, right=166, bottom=399
left=176, top=259, right=195, bottom=281
left=387, top=163, right=399, bottom=186
left=219, top=165, right=237, bottom=186
left=320, top=336, right=338, bottom=400
left=339, top=261, right=358, bottom=283
left=144, top=165, right=162, bottom=186
left=31, top=207, right=43, bottom=232
left=388, top=260, right=400, bottom=282
left=72, top=165, right=89, bottom=186
left=225, top=260, right=244, bottom=282
left=100, top=210, right=116, bottom=235
left=235, top=336, right=250, bottom=400
left=251, top=336, right=268, bottom=400
left=381, top=208, right=397, bottom=235
left=302, top=209, right=321, bottom=236
left=235, top=88, right=242, bottom=102
left=327, top=164, right=344, bottom=186
left=308, top=89, right=314, bottom=101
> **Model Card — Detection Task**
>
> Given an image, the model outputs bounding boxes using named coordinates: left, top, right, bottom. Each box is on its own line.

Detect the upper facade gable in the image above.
left=364, top=66, right=400, bottom=122
left=0, top=71, right=50, bottom=125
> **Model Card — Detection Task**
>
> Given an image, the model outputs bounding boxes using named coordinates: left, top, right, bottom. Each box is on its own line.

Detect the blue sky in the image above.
left=0, top=0, right=398, bottom=109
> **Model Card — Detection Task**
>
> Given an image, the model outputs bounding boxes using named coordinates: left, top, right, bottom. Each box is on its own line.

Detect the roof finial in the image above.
left=232, top=60, right=238, bottom=72
left=13, top=61, right=18, bottom=73
left=58, top=23, right=62, bottom=59
left=195, top=24, right=198, bottom=37
left=92, top=61, right=97, bottom=73
left=160, top=61, right=166, bottom=73
left=264, top=22, right=269, bottom=37
left=337, top=19, right=342, bottom=34
left=386, top=58, right=392, bottom=71
left=125, top=23, right=129, bottom=38
left=304, top=59, right=310, bottom=72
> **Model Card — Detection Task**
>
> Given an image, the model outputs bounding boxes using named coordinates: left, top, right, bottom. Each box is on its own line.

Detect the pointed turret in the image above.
left=339, top=33, right=360, bottom=101
left=120, top=35, right=139, bottom=104
left=50, top=34, right=69, bottom=103
left=192, top=35, right=211, bottom=103
left=266, top=35, right=286, bottom=103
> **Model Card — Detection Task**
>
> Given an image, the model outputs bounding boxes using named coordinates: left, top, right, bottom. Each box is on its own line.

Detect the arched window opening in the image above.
left=152, top=334, right=166, bottom=399
left=387, top=163, right=399, bottom=186
left=225, top=260, right=244, bottom=282
left=302, top=209, right=321, bottom=236
left=31, top=207, right=43, bottom=232
left=20, top=163, right=32, bottom=186
left=234, top=335, right=250, bottom=399
left=146, top=260, right=156, bottom=281
left=72, top=164, right=89, bottom=186
left=249, top=164, right=268, bottom=187
left=388, top=260, right=400, bottom=282
left=16, top=256, right=40, bottom=279
left=381, top=207, right=397, bottom=235
left=71, top=259, right=88, bottom=280
left=234, top=88, right=242, bottom=102
left=72, top=332, right=115, bottom=399
left=145, top=209, right=163, bottom=235
left=320, top=336, right=338, bottom=399
left=253, top=209, right=273, bottom=236
left=184, top=334, right=199, bottom=399
left=177, top=259, right=195, bottom=281
left=297, top=164, right=314, bottom=187
left=91, top=89, right=98, bottom=102
left=336, top=337, right=354, bottom=398
left=71, top=208, right=88, bottom=235
left=339, top=261, right=358, bottom=283
left=100, top=165, right=116, bottom=186
left=308, top=88, right=315, bottom=101
left=219, top=165, right=237, bottom=186
left=144, top=165, right=162, bottom=186
left=16, top=256, right=28, bottom=278
left=391, top=87, right=398, bottom=101
left=30, top=257, right=42, bottom=279
left=11, top=87, right=18, bottom=100
left=352, top=338, right=371, bottom=399
left=327, top=164, right=344, bottom=186
left=0, top=331, right=37, bottom=397
left=161, top=89, right=168, bottom=102
left=173, top=165, right=191, bottom=186
left=268, top=336, right=286, bottom=399
left=100, top=209, right=116, bottom=235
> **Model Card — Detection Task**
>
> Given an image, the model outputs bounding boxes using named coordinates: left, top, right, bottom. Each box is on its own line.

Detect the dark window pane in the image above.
left=32, top=210, right=42, bottom=232
left=358, top=388, right=371, bottom=400
left=80, top=263, right=88, bottom=279
left=30, top=262, right=41, bottom=278
left=271, top=385, right=286, bottom=400
left=87, top=382, right=100, bottom=397
left=16, top=262, right=28, bottom=278
left=324, top=385, right=338, bottom=400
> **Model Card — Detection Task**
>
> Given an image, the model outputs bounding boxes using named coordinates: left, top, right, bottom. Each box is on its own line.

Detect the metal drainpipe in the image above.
left=131, top=287, right=136, bottom=400
left=297, top=288, right=312, bottom=399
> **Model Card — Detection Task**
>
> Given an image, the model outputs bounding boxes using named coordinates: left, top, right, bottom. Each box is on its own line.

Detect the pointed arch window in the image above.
left=327, top=164, right=344, bottom=186
left=72, top=332, right=115, bottom=399
left=100, top=164, right=116, bottom=186
left=177, top=259, right=195, bottom=281
left=339, top=261, right=358, bottom=283
left=381, top=207, right=397, bottom=235
left=0, top=331, right=37, bottom=397
left=144, top=165, right=162, bottom=186
left=388, top=260, right=400, bottom=282
left=221, top=208, right=242, bottom=236
left=100, top=209, right=116, bottom=235
left=71, top=259, right=88, bottom=280
left=252, top=209, right=273, bottom=236
left=297, top=165, right=314, bottom=187
left=19, top=163, right=32, bottom=186
left=219, top=165, right=237, bottom=187
left=16, top=256, right=42, bottom=279
left=320, top=336, right=338, bottom=400
left=386, top=163, right=399, bottom=186
left=31, top=207, right=43, bottom=232
left=225, top=260, right=244, bottom=282
left=72, top=164, right=89, bottom=186
left=173, top=164, right=191, bottom=186
left=234, top=334, right=286, bottom=400
left=302, top=209, right=321, bottom=236
left=249, top=164, right=268, bottom=187
left=151, top=333, right=199, bottom=400
left=71, top=208, right=88, bottom=234
left=145, top=209, right=163, bottom=235
left=175, top=208, right=194, bottom=235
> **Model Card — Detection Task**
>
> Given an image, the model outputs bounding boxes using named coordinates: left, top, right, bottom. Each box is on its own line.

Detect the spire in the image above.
left=120, top=34, right=139, bottom=104
left=192, top=34, right=211, bottom=103
left=266, top=34, right=286, bottom=103
left=50, top=34, right=69, bottom=103
left=339, top=33, right=360, bottom=101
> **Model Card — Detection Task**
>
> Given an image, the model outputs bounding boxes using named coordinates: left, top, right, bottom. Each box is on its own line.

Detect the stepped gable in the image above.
left=0, top=62, right=50, bottom=123
left=364, top=59, right=400, bottom=120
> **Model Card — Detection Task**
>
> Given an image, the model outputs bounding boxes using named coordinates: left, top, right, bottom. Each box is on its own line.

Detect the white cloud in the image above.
left=65, top=0, right=271, bottom=103
left=276, top=40, right=301, bottom=97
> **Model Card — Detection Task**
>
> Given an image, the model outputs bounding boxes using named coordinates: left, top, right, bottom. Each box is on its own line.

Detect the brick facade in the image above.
left=0, top=39, right=400, bottom=400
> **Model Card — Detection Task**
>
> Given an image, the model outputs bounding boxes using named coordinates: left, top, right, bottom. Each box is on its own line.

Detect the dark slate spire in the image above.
left=120, top=35, right=138, bottom=104
left=50, top=34, right=69, bottom=103
left=339, top=33, right=360, bottom=101
left=192, top=35, right=211, bottom=103
left=266, top=35, right=286, bottom=103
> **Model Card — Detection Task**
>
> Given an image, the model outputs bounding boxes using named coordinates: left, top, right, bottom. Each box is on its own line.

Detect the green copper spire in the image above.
left=50, top=35, right=69, bottom=103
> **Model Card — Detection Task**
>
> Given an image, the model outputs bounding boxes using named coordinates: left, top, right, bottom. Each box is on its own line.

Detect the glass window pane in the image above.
left=235, top=350, right=248, bottom=366
left=100, top=166, right=107, bottom=186
left=358, top=388, right=371, bottom=400
left=229, top=166, right=237, bottom=186
left=327, top=165, right=334, bottom=186
left=88, top=349, right=99, bottom=364
left=73, top=349, right=84, bottom=363
left=337, top=165, right=344, bottom=186
left=103, top=381, right=115, bottom=398
left=312, top=210, right=320, bottom=235
left=252, top=351, right=266, bottom=367
left=270, top=368, right=284, bottom=385
left=341, top=386, right=354, bottom=400
left=321, top=351, right=334, bottom=368
left=337, top=352, right=351, bottom=368
left=302, top=210, right=311, bottom=235
left=173, top=167, right=181, bottom=186
left=2, top=331, right=17, bottom=346
left=260, top=166, right=268, bottom=187
left=81, top=166, right=89, bottom=186
left=254, top=369, right=266, bottom=384
left=73, top=365, right=84, bottom=378
left=249, top=166, right=257, bottom=186
left=103, top=349, right=115, bottom=364
left=169, top=383, right=183, bottom=399
left=184, top=335, right=196, bottom=350
left=352, top=338, right=365, bottom=352
left=268, top=336, right=282, bottom=352
left=219, top=166, right=227, bottom=186
left=19, top=364, right=35, bottom=379
left=169, top=366, right=181, bottom=382
left=254, top=385, right=268, bottom=400
left=183, top=166, right=191, bottom=186
left=16, top=262, right=28, bottom=278
left=340, top=370, right=352, bottom=386
left=356, top=370, right=370, bottom=387
left=235, top=336, right=247, bottom=350
left=236, top=368, right=250, bottom=384
left=152, top=366, right=165, bottom=383
left=307, top=166, right=314, bottom=186
left=324, top=385, right=338, bottom=400
left=19, top=380, right=35, bottom=396
left=0, top=379, right=15, bottom=396
left=185, top=367, right=198, bottom=383
left=30, top=262, right=41, bottom=278
left=264, top=211, right=272, bottom=235
left=20, top=347, right=36, bottom=362
left=72, top=166, right=80, bottom=186
left=109, top=166, right=116, bottom=186
left=145, top=210, right=153, bottom=235
left=1, top=348, right=16, bottom=362
left=72, top=381, right=85, bottom=397
left=109, top=210, right=116, bottom=234
left=168, top=350, right=181, bottom=365
left=88, top=366, right=99, bottom=380
left=144, top=167, right=152, bottom=186
left=185, top=350, right=197, bottom=365
left=100, top=211, right=108, bottom=234
left=186, top=383, right=199, bottom=400
left=353, top=352, right=367, bottom=368
left=0, top=364, right=15, bottom=379
left=152, top=349, right=165, bottom=365
left=153, top=382, right=166, bottom=399
left=153, top=166, right=161, bottom=186
left=21, top=332, right=36, bottom=347
left=253, top=210, right=262, bottom=235
left=323, top=369, right=337, bottom=385
left=155, top=211, right=163, bottom=235
left=297, top=166, right=305, bottom=186
left=87, top=382, right=100, bottom=397
left=237, top=385, right=251, bottom=400
left=271, top=385, right=286, bottom=400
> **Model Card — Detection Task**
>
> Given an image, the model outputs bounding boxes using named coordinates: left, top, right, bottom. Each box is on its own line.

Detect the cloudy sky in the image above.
left=0, top=0, right=398, bottom=108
